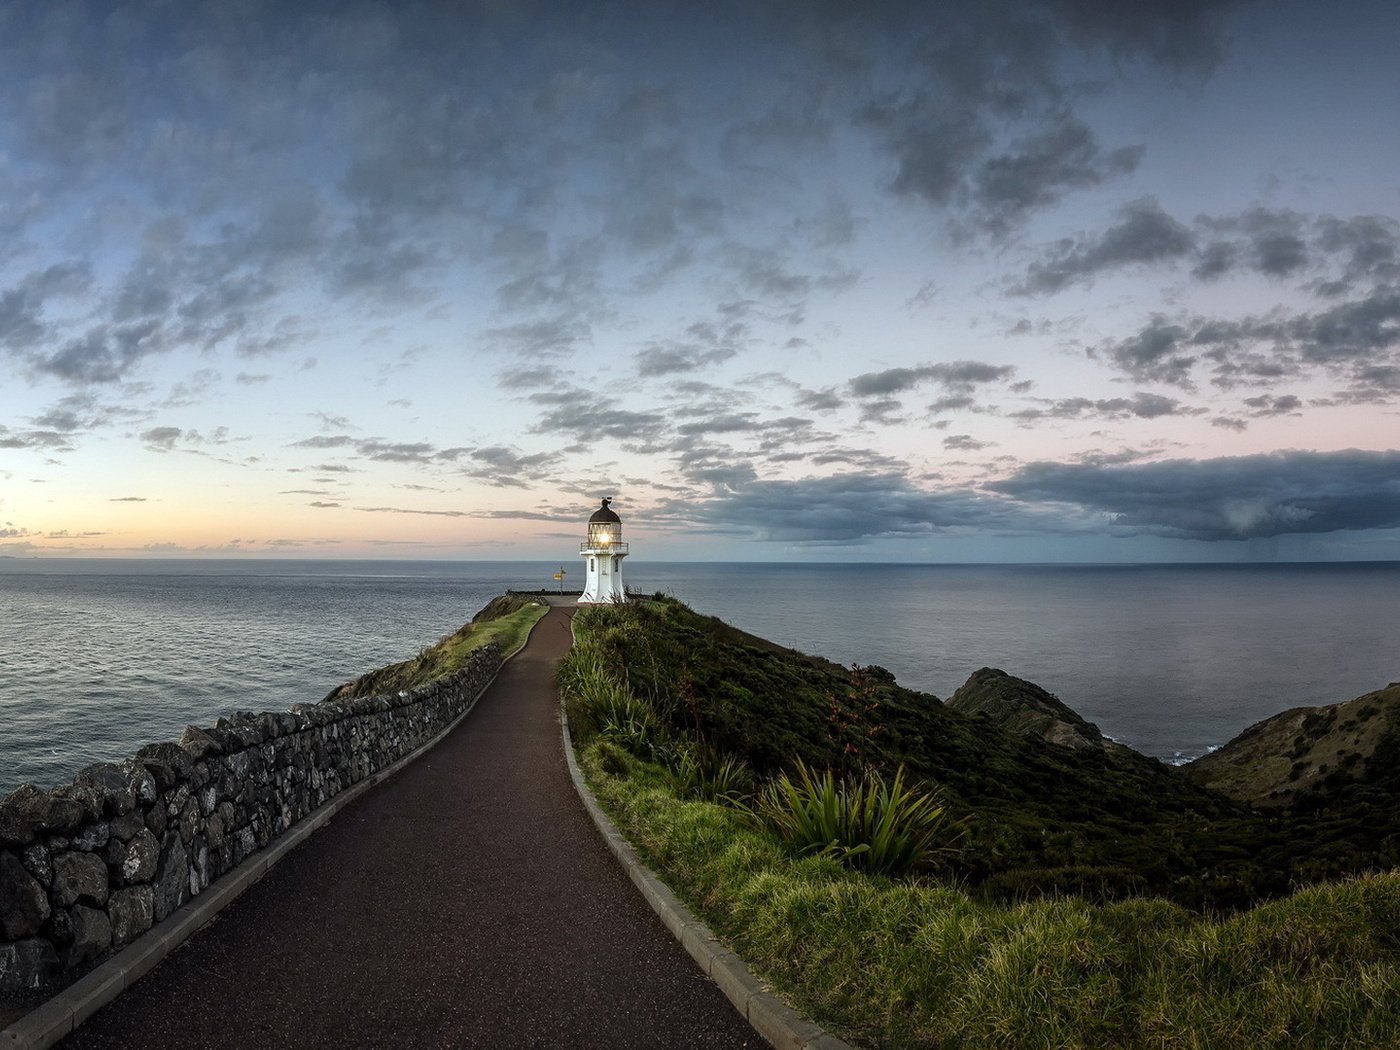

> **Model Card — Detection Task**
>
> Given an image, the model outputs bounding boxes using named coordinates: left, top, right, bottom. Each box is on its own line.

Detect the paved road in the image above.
left=62, top=605, right=758, bottom=1049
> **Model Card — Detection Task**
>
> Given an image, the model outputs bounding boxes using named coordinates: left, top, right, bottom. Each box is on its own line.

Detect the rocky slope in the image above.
left=1185, top=681, right=1400, bottom=809
left=947, top=667, right=1126, bottom=753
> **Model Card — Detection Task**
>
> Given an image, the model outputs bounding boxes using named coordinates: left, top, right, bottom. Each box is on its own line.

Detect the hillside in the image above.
left=947, top=667, right=1126, bottom=753
left=564, top=599, right=1400, bottom=1049
left=1186, top=682, right=1400, bottom=808
left=581, top=595, right=1400, bottom=911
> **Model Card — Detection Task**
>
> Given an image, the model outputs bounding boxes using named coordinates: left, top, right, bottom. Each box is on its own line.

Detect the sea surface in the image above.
left=2, top=558, right=1397, bottom=795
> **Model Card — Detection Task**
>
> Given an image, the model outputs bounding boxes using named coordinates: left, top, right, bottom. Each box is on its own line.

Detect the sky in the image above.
left=3, top=0, right=1400, bottom=563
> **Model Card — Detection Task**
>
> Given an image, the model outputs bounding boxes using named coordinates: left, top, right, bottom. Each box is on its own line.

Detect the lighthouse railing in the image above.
left=580, top=541, right=629, bottom=554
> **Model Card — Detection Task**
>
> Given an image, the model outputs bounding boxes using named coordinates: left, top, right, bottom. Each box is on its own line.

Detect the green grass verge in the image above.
left=579, top=742, right=1400, bottom=1050
left=331, top=594, right=547, bottom=699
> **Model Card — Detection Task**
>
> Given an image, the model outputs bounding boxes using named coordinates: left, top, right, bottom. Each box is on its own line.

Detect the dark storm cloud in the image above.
left=1014, top=198, right=1196, bottom=295
left=990, top=449, right=1400, bottom=540
left=679, top=472, right=1046, bottom=543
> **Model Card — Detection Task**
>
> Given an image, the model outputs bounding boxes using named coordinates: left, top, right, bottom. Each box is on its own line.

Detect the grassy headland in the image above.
left=328, top=593, right=547, bottom=700
left=560, top=596, right=1400, bottom=1048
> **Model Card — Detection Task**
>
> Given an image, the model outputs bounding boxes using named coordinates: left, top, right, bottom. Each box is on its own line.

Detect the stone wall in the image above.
left=0, top=644, right=502, bottom=996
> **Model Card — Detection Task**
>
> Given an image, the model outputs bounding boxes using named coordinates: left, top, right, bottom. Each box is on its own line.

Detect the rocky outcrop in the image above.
left=0, top=643, right=501, bottom=997
left=946, top=667, right=1123, bottom=753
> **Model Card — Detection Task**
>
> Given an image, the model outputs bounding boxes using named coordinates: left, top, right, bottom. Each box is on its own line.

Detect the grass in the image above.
left=331, top=594, right=547, bottom=699
left=578, top=741, right=1400, bottom=1049
left=561, top=597, right=1400, bottom=1048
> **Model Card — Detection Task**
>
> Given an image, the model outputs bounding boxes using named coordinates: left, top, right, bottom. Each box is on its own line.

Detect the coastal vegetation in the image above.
left=560, top=595, right=1400, bottom=1048
left=330, top=593, right=546, bottom=700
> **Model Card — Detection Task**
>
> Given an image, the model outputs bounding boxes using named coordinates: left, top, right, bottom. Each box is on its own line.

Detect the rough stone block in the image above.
left=152, top=835, right=189, bottom=922
left=71, top=821, right=110, bottom=853
left=134, top=742, right=194, bottom=791
left=0, top=937, right=59, bottom=993
left=74, top=762, right=138, bottom=816
left=109, top=810, right=146, bottom=842
left=109, top=885, right=154, bottom=947
left=20, top=843, right=52, bottom=886
left=52, top=850, right=109, bottom=909
left=63, top=905, right=112, bottom=969
left=0, top=851, right=51, bottom=939
left=179, top=725, right=225, bottom=760
left=113, top=828, right=159, bottom=886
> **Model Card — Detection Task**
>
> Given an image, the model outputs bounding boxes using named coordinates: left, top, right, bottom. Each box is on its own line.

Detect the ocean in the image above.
left=2, top=558, right=1397, bottom=795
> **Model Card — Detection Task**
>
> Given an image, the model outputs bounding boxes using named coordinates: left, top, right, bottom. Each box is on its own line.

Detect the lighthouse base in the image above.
left=579, top=549, right=627, bottom=604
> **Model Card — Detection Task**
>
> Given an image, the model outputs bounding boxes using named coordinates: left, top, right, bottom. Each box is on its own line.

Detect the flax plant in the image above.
left=753, top=759, right=964, bottom=876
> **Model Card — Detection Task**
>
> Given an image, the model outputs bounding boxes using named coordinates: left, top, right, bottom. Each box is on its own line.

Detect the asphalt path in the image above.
left=61, top=604, right=758, bottom=1049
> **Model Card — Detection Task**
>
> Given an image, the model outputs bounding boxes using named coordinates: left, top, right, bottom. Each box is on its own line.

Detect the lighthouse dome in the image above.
left=589, top=498, right=621, bottom=523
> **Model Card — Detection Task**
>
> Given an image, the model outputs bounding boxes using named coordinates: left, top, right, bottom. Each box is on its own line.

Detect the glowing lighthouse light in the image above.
left=579, top=498, right=629, bottom=604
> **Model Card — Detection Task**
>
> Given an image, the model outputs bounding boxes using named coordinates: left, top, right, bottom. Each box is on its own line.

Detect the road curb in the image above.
left=558, top=612, right=855, bottom=1050
left=1, top=608, right=548, bottom=1050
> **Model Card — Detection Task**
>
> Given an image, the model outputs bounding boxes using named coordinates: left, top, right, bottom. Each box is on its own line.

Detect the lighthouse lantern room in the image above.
left=579, top=498, right=629, bottom=604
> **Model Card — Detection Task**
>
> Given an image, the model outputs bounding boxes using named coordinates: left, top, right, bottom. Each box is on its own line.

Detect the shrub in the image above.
left=667, top=742, right=754, bottom=807
left=753, top=759, right=964, bottom=877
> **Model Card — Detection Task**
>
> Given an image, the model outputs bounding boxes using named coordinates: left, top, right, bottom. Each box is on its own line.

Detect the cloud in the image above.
left=483, top=317, right=592, bottom=359
left=635, top=343, right=738, bottom=377
left=141, top=426, right=183, bottom=451
left=677, top=471, right=1045, bottom=543
left=849, top=360, right=1016, bottom=397
left=1014, top=197, right=1196, bottom=295
left=989, top=449, right=1400, bottom=539
left=943, top=434, right=993, bottom=451
left=1010, top=391, right=1197, bottom=422
left=1194, top=207, right=1310, bottom=279
left=973, top=117, right=1144, bottom=236
left=355, top=505, right=468, bottom=518
left=1094, top=285, right=1400, bottom=391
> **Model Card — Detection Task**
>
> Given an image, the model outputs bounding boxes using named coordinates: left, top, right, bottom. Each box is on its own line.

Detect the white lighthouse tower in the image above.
left=579, top=498, right=628, bottom=604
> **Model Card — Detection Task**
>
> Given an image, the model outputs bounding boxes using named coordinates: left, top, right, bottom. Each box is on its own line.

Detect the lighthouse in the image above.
left=579, top=498, right=629, bottom=604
